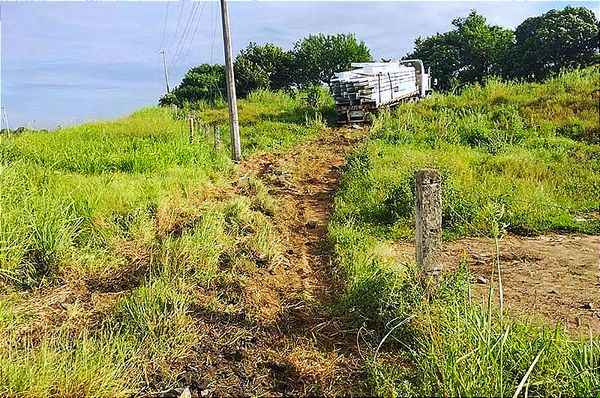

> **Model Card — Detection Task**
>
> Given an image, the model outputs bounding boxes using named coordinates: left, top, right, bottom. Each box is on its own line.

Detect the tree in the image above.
left=509, top=6, right=599, bottom=79
left=293, top=33, right=372, bottom=87
left=159, top=64, right=226, bottom=107
left=234, top=42, right=295, bottom=97
left=451, top=11, right=514, bottom=82
left=409, top=32, right=461, bottom=91
left=407, top=11, right=513, bottom=90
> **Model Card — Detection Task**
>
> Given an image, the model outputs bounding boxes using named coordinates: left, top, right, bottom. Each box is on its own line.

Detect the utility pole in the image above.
left=220, top=0, right=241, bottom=161
left=158, top=50, right=170, bottom=94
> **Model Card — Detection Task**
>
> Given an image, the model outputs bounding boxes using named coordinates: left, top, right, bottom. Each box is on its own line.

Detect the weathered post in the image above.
left=194, top=115, right=202, bottom=143
left=415, top=169, right=442, bottom=289
left=213, top=125, right=220, bottom=149
left=204, top=124, right=210, bottom=141
left=188, top=115, right=195, bottom=144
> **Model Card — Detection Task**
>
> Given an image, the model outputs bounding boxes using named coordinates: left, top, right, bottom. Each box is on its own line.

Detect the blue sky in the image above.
left=1, top=1, right=598, bottom=129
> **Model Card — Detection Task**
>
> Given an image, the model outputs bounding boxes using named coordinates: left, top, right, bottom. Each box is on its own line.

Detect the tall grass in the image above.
left=364, top=266, right=600, bottom=397
left=0, top=89, right=329, bottom=288
left=0, top=88, right=325, bottom=395
left=0, top=330, right=136, bottom=397
left=331, top=67, right=600, bottom=396
left=335, top=66, right=599, bottom=240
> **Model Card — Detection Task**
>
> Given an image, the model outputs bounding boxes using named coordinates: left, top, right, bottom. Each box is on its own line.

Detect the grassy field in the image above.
left=0, top=91, right=330, bottom=396
left=330, top=67, right=600, bottom=396
left=1, top=67, right=598, bottom=396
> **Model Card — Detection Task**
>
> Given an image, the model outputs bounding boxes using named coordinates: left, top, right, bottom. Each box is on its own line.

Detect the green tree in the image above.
left=234, top=42, right=295, bottom=97
left=510, top=6, right=599, bottom=79
left=407, top=11, right=513, bottom=90
left=159, top=64, right=226, bottom=107
left=452, top=11, right=514, bottom=82
left=293, top=33, right=372, bottom=87
left=409, top=32, right=461, bottom=91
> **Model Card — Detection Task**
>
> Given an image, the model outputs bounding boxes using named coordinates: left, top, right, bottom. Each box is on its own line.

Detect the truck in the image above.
left=330, top=59, right=432, bottom=124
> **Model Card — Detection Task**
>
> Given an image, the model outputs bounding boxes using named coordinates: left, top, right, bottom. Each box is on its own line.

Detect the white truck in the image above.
left=330, top=59, right=432, bottom=124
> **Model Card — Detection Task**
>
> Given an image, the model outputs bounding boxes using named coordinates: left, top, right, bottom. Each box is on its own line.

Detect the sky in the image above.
left=0, top=1, right=598, bottom=129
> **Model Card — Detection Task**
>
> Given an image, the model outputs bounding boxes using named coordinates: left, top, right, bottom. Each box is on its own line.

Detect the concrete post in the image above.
left=415, top=169, right=442, bottom=287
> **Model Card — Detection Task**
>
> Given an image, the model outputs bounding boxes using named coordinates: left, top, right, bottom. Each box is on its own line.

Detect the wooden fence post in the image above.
left=204, top=124, right=210, bottom=141
left=188, top=115, right=195, bottom=144
left=415, top=168, right=442, bottom=289
left=213, top=125, right=220, bottom=149
left=194, top=115, right=201, bottom=143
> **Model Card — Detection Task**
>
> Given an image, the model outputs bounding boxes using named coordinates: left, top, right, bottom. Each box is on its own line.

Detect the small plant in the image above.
left=304, top=84, right=324, bottom=108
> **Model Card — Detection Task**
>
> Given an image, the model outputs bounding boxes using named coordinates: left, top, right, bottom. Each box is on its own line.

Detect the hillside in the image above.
left=0, top=91, right=349, bottom=396
left=331, top=66, right=599, bottom=396
left=0, top=68, right=598, bottom=396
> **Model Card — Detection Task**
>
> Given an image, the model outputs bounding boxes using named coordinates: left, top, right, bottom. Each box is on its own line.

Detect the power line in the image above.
left=179, top=1, right=207, bottom=66
left=168, top=1, right=201, bottom=73
left=157, top=1, right=169, bottom=51
left=167, top=0, right=186, bottom=52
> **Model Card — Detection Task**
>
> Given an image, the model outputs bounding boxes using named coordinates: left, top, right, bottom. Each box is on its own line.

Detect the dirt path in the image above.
left=238, top=127, right=367, bottom=395
left=8, top=127, right=368, bottom=397
left=177, top=128, right=368, bottom=396
left=190, top=126, right=598, bottom=395
left=395, top=234, right=600, bottom=336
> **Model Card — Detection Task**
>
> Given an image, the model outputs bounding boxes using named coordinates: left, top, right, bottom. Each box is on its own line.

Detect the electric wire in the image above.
left=168, top=1, right=201, bottom=73
left=168, top=3, right=199, bottom=73
left=179, top=1, right=208, bottom=66
left=170, top=2, right=198, bottom=67
left=157, top=1, right=169, bottom=51
left=167, top=0, right=186, bottom=52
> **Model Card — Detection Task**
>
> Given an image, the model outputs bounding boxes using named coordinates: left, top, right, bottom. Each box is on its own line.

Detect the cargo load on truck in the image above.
left=330, top=59, right=431, bottom=124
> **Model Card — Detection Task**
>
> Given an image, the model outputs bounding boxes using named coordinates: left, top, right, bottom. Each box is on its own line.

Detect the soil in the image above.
left=169, top=127, right=370, bottom=396
left=394, top=234, right=600, bottom=336
left=230, top=128, right=367, bottom=395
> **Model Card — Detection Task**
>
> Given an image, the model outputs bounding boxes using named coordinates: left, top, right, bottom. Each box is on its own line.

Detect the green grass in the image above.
left=364, top=267, right=600, bottom=397
left=0, top=89, right=329, bottom=396
left=0, top=91, right=328, bottom=288
left=331, top=67, right=600, bottom=396
left=180, top=88, right=334, bottom=152
left=0, top=331, right=136, bottom=397
left=334, top=67, right=600, bottom=240
left=2, top=66, right=598, bottom=395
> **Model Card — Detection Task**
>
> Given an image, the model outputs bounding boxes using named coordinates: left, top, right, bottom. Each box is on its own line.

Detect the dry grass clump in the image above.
left=285, top=346, right=338, bottom=382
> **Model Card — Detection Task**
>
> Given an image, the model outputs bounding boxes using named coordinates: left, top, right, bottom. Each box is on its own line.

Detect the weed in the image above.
left=331, top=67, right=600, bottom=396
